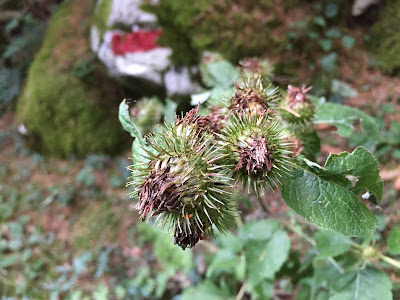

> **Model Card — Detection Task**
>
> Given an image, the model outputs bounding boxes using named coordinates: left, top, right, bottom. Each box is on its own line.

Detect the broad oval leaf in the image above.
left=281, top=150, right=379, bottom=237
left=181, top=281, right=235, bottom=300
left=314, top=230, right=352, bottom=258
left=329, top=266, right=392, bottom=300
left=239, top=220, right=290, bottom=287
left=324, top=147, right=383, bottom=202
left=314, top=102, right=379, bottom=142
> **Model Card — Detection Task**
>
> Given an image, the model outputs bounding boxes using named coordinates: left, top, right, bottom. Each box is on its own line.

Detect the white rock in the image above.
left=18, top=124, right=28, bottom=135
left=97, top=30, right=171, bottom=83
left=352, top=0, right=381, bottom=16
left=90, top=26, right=100, bottom=52
left=107, top=0, right=157, bottom=27
left=164, top=67, right=201, bottom=96
left=92, top=0, right=201, bottom=95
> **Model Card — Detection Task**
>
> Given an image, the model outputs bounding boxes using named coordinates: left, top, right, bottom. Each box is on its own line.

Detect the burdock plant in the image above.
left=218, top=112, right=292, bottom=196
left=119, top=66, right=383, bottom=249
left=127, top=106, right=238, bottom=250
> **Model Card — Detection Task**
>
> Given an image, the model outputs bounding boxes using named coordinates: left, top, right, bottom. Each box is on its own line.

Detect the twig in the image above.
left=281, top=106, right=301, bottom=118
left=235, top=281, right=247, bottom=300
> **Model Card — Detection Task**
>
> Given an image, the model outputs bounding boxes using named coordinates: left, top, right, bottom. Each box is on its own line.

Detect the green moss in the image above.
left=142, top=0, right=282, bottom=65
left=370, top=0, right=400, bottom=75
left=16, top=0, right=126, bottom=157
left=92, top=0, right=112, bottom=37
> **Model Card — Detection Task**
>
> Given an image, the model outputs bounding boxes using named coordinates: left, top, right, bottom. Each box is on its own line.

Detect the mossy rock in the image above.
left=370, top=0, right=400, bottom=75
left=16, top=0, right=127, bottom=157
left=142, top=0, right=284, bottom=66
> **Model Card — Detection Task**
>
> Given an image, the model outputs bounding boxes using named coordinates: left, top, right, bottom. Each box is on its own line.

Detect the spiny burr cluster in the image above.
left=127, top=75, right=316, bottom=249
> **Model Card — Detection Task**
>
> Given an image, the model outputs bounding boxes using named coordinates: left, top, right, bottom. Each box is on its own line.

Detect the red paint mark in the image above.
left=111, top=29, right=163, bottom=55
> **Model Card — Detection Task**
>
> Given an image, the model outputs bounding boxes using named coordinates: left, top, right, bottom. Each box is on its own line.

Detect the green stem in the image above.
left=256, top=195, right=270, bottom=214
left=351, top=242, right=364, bottom=251
left=285, top=221, right=316, bottom=247
left=352, top=242, right=400, bottom=269
left=328, top=257, right=345, bottom=274
left=378, top=253, right=400, bottom=269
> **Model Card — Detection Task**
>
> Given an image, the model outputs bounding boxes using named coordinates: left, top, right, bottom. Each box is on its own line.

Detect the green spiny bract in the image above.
left=279, top=85, right=315, bottom=130
left=130, top=97, right=164, bottom=135
left=219, top=112, right=292, bottom=196
left=239, top=57, right=274, bottom=82
left=128, top=107, right=238, bottom=250
left=205, top=76, right=280, bottom=133
left=229, top=77, right=280, bottom=117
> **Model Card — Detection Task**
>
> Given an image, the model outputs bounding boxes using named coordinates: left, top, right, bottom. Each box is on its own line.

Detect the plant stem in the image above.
left=351, top=242, right=364, bottom=251
left=378, top=253, right=400, bottom=269
left=236, top=281, right=247, bottom=300
left=256, top=195, right=270, bottom=214
left=351, top=242, right=400, bottom=269
left=328, top=257, right=344, bottom=274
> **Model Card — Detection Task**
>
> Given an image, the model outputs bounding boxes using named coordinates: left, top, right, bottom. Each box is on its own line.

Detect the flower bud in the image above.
left=129, top=107, right=238, bottom=249
left=239, top=57, right=274, bottom=82
left=279, top=85, right=315, bottom=127
left=219, top=112, right=292, bottom=195
left=130, top=97, right=163, bottom=135
left=229, top=76, right=280, bottom=117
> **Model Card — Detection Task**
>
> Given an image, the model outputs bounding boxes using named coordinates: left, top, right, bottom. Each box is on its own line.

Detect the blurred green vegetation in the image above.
left=0, top=0, right=399, bottom=299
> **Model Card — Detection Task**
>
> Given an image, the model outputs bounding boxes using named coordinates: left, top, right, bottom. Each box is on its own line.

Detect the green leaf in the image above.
left=118, top=100, right=146, bottom=145
left=239, top=220, right=290, bottom=287
left=181, top=281, right=235, bottom=300
left=329, top=266, right=392, bottom=300
left=320, top=53, right=337, bottom=72
left=296, top=278, right=313, bottom=300
left=298, top=130, right=320, bottom=161
left=314, top=102, right=380, bottom=142
left=314, top=230, right=352, bottom=258
left=118, top=99, right=147, bottom=165
left=313, top=16, right=326, bottom=27
left=325, top=3, right=339, bottom=18
left=325, top=28, right=341, bottom=38
left=163, top=98, right=178, bottom=123
left=216, top=232, right=243, bottom=253
left=206, top=249, right=239, bottom=279
left=281, top=151, right=379, bottom=237
left=0, top=253, right=19, bottom=268
left=206, top=61, right=240, bottom=88
left=387, top=223, right=400, bottom=254
left=137, top=222, right=193, bottom=273
left=312, top=258, right=342, bottom=288
left=93, top=284, right=108, bottom=300
left=248, top=280, right=274, bottom=300
left=331, top=79, right=358, bottom=98
left=341, top=35, right=355, bottom=50
left=319, top=39, right=332, bottom=52
left=324, top=147, right=383, bottom=201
